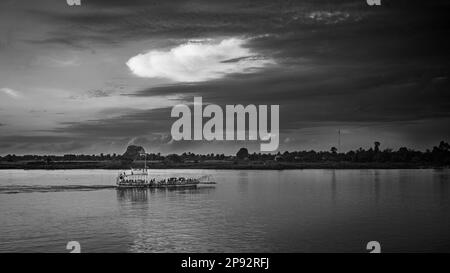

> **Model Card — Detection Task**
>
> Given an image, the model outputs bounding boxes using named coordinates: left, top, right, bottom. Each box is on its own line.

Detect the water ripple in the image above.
left=0, top=184, right=116, bottom=194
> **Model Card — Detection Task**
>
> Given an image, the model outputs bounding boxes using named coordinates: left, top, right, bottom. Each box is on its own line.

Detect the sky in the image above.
left=0, top=0, right=449, bottom=155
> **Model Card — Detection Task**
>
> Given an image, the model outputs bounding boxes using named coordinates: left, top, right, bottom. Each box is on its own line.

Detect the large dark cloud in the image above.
left=0, top=135, right=88, bottom=154
left=126, top=66, right=450, bottom=127
left=22, top=1, right=369, bottom=46
left=51, top=108, right=171, bottom=137
left=22, top=0, right=450, bottom=53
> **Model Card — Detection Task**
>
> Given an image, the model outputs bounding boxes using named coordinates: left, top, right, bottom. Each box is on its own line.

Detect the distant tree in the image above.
left=236, top=148, right=249, bottom=160
left=121, top=145, right=145, bottom=161
left=438, top=141, right=450, bottom=152
left=374, top=141, right=381, bottom=153
left=45, top=156, right=52, bottom=164
left=330, top=147, right=337, bottom=154
left=274, top=155, right=284, bottom=162
left=166, top=154, right=182, bottom=163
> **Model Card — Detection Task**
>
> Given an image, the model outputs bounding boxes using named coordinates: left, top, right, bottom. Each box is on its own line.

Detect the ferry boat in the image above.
left=116, top=168, right=200, bottom=188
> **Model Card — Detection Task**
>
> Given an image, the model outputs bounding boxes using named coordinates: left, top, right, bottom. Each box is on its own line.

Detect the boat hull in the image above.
left=116, top=183, right=198, bottom=189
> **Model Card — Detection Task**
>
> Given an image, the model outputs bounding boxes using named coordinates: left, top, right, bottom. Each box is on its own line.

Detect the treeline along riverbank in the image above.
left=1, top=141, right=449, bottom=170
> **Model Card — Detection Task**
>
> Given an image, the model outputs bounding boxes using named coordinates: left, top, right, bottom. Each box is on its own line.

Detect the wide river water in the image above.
left=0, top=169, right=449, bottom=252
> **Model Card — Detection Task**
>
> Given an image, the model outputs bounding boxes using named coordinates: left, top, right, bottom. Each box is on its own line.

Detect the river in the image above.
left=0, top=169, right=449, bottom=252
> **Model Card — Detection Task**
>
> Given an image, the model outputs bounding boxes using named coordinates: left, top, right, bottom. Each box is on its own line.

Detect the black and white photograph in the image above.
left=0, top=0, right=449, bottom=261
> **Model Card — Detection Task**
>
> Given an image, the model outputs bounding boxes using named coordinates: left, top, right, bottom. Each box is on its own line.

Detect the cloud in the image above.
left=0, top=88, right=21, bottom=98
left=33, top=56, right=81, bottom=67
left=126, top=38, right=274, bottom=82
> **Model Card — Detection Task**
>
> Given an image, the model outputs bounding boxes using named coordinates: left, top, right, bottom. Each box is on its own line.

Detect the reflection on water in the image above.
left=434, top=170, right=450, bottom=207
left=374, top=170, right=380, bottom=204
left=0, top=169, right=449, bottom=252
left=116, top=186, right=216, bottom=203
left=237, top=171, right=249, bottom=194
left=115, top=185, right=226, bottom=253
left=331, top=170, right=337, bottom=204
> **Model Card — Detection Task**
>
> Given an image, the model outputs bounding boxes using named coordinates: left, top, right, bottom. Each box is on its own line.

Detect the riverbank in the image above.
left=0, top=160, right=447, bottom=170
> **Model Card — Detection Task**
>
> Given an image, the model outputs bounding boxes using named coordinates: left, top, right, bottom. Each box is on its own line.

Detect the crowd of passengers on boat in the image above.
left=118, top=175, right=199, bottom=186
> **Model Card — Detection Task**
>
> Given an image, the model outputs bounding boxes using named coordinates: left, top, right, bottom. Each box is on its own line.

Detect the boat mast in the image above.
left=139, top=150, right=147, bottom=171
